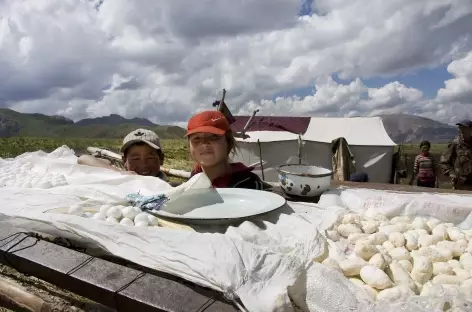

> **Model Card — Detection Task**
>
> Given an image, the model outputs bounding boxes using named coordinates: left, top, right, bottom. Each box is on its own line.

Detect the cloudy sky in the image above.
left=1, top=0, right=471, bottom=125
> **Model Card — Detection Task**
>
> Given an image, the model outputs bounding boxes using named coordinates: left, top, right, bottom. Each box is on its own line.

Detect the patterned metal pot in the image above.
left=276, top=164, right=332, bottom=197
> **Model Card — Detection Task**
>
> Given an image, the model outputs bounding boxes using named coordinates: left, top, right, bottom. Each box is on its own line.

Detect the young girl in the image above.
left=186, top=110, right=265, bottom=190
left=409, top=140, right=437, bottom=188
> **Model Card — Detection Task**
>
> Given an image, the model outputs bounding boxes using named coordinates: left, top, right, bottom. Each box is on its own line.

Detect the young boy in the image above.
left=78, top=129, right=167, bottom=181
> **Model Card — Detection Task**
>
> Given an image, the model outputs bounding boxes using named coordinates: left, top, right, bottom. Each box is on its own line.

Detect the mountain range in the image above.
left=0, top=108, right=185, bottom=139
left=0, top=108, right=459, bottom=143
left=379, top=114, right=457, bottom=144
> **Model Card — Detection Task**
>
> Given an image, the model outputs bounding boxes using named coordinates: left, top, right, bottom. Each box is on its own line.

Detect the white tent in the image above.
left=231, top=116, right=397, bottom=183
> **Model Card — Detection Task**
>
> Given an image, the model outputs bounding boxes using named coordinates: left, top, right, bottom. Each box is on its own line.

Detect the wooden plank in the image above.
left=0, top=276, right=52, bottom=312
left=0, top=224, right=237, bottom=312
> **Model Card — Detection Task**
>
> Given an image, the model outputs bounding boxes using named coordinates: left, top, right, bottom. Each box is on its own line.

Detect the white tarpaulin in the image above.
left=1, top=146, right=472, bottom=312
left=0, top=146, right=330, bottom=312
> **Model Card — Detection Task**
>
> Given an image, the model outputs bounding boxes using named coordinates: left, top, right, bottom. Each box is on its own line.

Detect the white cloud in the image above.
left=0, top=0, right=472, bottom=124
left=235, top=76, right=424, bottom=117
left=437, top=52, right=472, bottom=103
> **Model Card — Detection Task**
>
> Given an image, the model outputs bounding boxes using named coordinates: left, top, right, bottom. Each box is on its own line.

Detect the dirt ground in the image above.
left=0, top=264, right=113, bottom=312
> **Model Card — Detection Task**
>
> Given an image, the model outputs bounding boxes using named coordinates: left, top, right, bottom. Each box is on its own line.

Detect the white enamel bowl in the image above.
left=276, top=164, right=332, bottom=197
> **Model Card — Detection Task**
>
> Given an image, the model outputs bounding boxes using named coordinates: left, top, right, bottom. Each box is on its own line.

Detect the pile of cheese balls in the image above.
left=0, top=161, right=67, bottom=188
left=322, top=212, right=472, bottom=304
left=68, top=204, right=159, bottom=228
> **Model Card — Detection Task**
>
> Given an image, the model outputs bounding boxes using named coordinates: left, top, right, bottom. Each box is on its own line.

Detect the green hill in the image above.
left=0, top=108, right=185, bottom=139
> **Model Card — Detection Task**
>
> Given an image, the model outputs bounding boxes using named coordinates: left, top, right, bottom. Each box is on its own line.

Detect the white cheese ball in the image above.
left=390, top=216, right=412, bottom=224
left=21, top=182, right=32, bottom=188
left=347, top=233, right=369, bottom=244
left=135, top=221, right=149, bottom=228
left=339, top=256, right=367, bottom=276
left=342, top=213, right=361, bottom=224
left=68, top=204, right=84, bottom=216
left=369, top=253, right=387, bottom=270
left=327, top=212, right=472, bottom=302
left=361, top=220, right=379, bottom=234
left=403, top=232, right=419, bottom=251
left=418, top=234, right=435, bottom=248
left=388, top=232, right=405, bottom=248
left=370, top=213, right=389, bottom=222
left=376, top=286, right=414, bottom=302
left=36, top=181, right=53, bottom=189
left=453, top=268, right=470, bottom=280
left=92, top=213, right=106, bottom=221
left=322, top=258, right=342, bottom=273
left=431, top=274, right=463, bottom=285
left=337, top=224, right=362, bottom=238
left=459, top=253, right=472, bottom=270
left=106, top=206, right=122, bottom=219
left=99, top=205, right=112, bottom=215
left=447, top=259, right=462, bottom=269
left=147, top=214, right=159, bottom=226
left=348, top=277, right=365, bottom=287
left=426, top=219, right=442, bottom=232
left=388, top=247, right=411, bottom=261
left=386, top=261, right=417, bottom=293
left=412, top=217, right=429, bottom=232
left=83, top=212, right=94, bottom=218
left=121, top=206, right=140, bottom=219
left=119, top=218, right=135, bottom=226
left=398, top=260, right=413, bottom=273
left=447, top=227, right=466, bottom=242
left=432, top=262, right=454, bottom=276
left=430, top=246, right=453, bottom=262
left=378, top=223, right=411, bottom=234
left=368, top=233, right=388, bottom=245
left=134, top=212, right=150, bottom=224
left=360, top=265, right=393, bottom=290
left=326, top=230, right=340, bottom=242
left=354, top=240, right=379, bottom=260
left=106, top=217, right=119, bottom=224
left=432, top=224, right=449, bottom=240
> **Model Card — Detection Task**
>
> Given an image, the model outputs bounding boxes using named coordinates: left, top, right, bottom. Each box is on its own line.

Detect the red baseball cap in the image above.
left=186, top=111, right=230, bottom=136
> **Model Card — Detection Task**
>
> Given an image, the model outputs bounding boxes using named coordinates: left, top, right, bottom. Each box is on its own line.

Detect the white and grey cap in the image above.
left=120, top=128, right=161, bottom=153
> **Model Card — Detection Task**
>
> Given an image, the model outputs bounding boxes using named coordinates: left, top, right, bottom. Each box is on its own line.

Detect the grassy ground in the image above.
left=399, top=143, right=452, bottom=188
left=0, top=137, right=193, bottom=172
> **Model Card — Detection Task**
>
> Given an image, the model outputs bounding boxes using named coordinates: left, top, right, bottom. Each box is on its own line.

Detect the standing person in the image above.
left=409, top=140, right=438, bottom=188
left=78, top=129, right=167, bottom=181
left=439, top=120, right=472, bottom=190
left=186, top=110, right=265, bottom=190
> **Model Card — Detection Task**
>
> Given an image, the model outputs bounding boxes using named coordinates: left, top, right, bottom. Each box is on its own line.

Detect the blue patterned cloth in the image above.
left=125, top=193, right=169, bottom=211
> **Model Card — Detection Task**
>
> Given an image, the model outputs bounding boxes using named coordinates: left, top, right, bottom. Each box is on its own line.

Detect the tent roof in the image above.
left=234, top=116, right=397, bottom=146
left=231, top=116, right=311, bottom=134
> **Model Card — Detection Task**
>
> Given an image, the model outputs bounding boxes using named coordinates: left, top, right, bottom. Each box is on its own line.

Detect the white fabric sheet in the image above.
left=1, top=146, right=472, bottom=311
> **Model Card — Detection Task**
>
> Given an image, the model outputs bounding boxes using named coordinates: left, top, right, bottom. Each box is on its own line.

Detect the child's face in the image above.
left=188, top=133, right=228, bottom=168
left=123, top=143, right=161, bottom=176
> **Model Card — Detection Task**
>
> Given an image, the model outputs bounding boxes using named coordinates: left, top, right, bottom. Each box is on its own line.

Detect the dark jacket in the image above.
left=439, top=136, right=472, bottom=186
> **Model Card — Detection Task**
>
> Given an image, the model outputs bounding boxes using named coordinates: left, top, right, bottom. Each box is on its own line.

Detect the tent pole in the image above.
left=298, top=134, right=302, bottom=165
left=257, top=139, right=265, bottom=180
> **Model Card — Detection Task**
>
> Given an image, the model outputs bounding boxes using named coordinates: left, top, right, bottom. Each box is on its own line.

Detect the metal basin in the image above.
left=276, top=164, right=332, bottom=197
